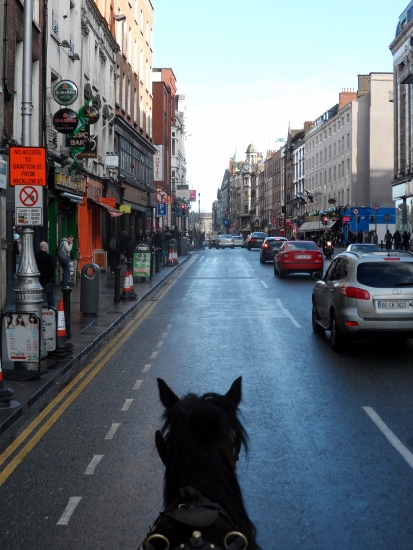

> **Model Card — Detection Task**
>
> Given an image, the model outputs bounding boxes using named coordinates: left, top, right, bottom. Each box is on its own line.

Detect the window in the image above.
left=347, top=133, right=350, bottom=148
left=347, top=113, right=350, bottom=124
left=334, top=166, right=336, bottom=181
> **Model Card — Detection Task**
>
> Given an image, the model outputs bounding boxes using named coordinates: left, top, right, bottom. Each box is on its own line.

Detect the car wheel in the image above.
left=330, top=312, right=345, bottom=351
left=312, top=302, right=325, bottom=334
left=279, top=268, right=285, bottom=279
left=247, top=245, right=251, bottom=250
left=260, top=256, right=264, bottom=263
left=231, top=246, right=234, bottom=249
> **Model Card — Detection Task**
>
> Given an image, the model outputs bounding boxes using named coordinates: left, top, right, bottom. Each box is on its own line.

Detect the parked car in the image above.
left=247, top=232, right=268, bottom=250
left=232, top=236, right=244, bottom=247
left=312, top=250, right=413, bottom=350
left=217, top=235, right=234, bottom=249
left=274, top=240, right=323, bottom=278
left=209, top=235, right=219, bottom=249
left=260, top=237, right=287, bottom=263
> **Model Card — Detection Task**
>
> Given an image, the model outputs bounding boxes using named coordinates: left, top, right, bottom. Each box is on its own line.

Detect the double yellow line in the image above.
left=0, top=277, right=177, bottom=486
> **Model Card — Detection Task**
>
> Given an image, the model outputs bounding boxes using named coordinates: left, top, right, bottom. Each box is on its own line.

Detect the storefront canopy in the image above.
left=299, top=220, right=336, bottom=232
left=89, top=199, right=123, bottom=217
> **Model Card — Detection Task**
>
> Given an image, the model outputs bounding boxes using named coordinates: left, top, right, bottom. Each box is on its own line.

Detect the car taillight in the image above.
left=383, top=257, right=400, bottom=261
left=263, top=243, right=269, bottom=249
left=340, top=286, right=370, bottom=300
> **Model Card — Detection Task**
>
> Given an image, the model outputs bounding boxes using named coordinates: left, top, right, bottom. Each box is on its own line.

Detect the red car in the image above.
left=274, top=240, right=323, bottom=278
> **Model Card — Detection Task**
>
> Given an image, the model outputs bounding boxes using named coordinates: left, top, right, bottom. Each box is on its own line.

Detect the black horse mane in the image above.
left=155, top=377, right=259, bottom=550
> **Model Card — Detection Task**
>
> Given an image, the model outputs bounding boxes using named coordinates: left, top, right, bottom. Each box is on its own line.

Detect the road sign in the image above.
left=9, top=147, right=47, bottom=186
left=373, top=203, right=380, bottom=210
left=156, top=190, right=168, bottom=203
left=353, top=208, right=359, bottom=215
left=15, top=185, right=43, bottom=226
left=157, top=203, right=167, bottom=216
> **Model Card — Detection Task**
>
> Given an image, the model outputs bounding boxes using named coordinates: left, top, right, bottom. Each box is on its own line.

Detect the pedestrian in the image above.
left=58, top=234, right=74, bottom=288
left=393, top=229, right=402, bottom=250
left=385, top=229, right=393, bottom=250
left=199, top=230, right=205, bottom=250
left=357, top=230, right=363, bottom=243
left=125, top=235, right=135, bottom=263
left=402, top=230, right=410, bottom=251
left=13, top=233, right=21, bottom=274
left=137, top=229, right=147, bottom=243
left=119, top=230, right=129, bottom=262
left=35, top=241, right=55, bottom=307
left=106, top=234, right=121, bottom=273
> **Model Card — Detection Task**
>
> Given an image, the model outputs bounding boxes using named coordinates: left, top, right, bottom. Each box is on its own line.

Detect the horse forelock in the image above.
left=160, top=391, right=248, bottom=457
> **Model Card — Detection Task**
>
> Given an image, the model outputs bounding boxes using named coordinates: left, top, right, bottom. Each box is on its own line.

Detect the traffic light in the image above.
left=181, top=203, right=187, bottom=216
left=323, top=217, right=328, bottom=226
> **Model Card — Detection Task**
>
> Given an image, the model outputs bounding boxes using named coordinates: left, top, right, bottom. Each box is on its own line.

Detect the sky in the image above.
left=152, top=0, right=407, bottom=213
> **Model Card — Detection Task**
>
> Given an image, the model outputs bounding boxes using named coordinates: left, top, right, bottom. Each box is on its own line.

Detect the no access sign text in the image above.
left=9, top=146, right=47, bottom=186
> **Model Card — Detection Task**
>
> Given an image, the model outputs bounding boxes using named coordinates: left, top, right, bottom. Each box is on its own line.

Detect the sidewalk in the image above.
left=0, top=254, right=192, bottom=436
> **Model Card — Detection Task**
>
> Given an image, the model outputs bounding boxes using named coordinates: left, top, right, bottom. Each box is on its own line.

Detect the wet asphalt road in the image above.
left=0, top=248, right=413, bottom=549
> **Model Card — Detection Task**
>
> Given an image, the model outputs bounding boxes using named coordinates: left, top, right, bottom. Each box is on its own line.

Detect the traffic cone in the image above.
left=167, top=247, right=174, bottom=266
left=128, top=270, right=137, bottom=299
left=0, top=356, right=14, bottom=408
left=121, top=270, right=131, bottom=299
left=172, top=246, right=178, bottom=264
left=57, top=299, right=74, bottom=355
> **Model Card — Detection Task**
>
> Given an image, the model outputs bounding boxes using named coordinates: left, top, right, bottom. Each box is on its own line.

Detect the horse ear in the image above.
left=225, top=376, right=242, bottom=409
left=155, top=430, right=168, bottom=466
left=157, top=378, right=180, bottom=409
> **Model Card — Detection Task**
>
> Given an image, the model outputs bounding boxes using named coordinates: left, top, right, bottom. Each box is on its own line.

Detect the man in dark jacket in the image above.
left=35, top=241, right=55, bottom=307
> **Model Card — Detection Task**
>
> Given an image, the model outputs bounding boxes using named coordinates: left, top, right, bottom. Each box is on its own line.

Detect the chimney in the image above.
left=339, top=88, right=357, bottom=110
left=357, top=74, right=370, bottom=97
left=304, top=120, right=315, bottom=133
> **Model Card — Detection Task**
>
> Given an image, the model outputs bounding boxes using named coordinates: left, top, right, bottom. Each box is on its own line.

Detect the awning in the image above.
left=89, top=199, right=123, bottom=217
left=299, top=220, right=336, bottom=232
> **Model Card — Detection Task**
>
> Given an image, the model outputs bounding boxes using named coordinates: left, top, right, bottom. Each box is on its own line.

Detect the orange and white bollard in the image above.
left=172, top=246, right=178, bottom=264
left=0, top=356, right=14, bottom=408
left=167, top=247, right=174, bottom=266
left=57, top=299, right=74, bottom=354
left=128, top=271, right=137, bottom=299
left=121, top=269, right=131, bottom=299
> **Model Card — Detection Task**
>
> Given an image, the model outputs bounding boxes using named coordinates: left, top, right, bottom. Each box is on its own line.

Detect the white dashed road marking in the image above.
left=85, top=455, right=103, bottom=475
left=121, top=399, right=133, bottom=411
left=363, top=406, right=413, bottom=469
left=276, top=299, right=301, bottom=327
left=105, top=423, right=120, bottom=440
left=57, top=497, right=82, bottom=526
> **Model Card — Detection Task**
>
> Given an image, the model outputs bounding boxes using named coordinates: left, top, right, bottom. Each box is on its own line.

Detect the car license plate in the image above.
left=296, top=255, right=311, bottom=259
left=378, top=301, right=407, bottom=309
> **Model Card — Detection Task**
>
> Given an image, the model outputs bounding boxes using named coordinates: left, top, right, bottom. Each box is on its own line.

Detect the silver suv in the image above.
left=312, top=250, right=413, bottom=350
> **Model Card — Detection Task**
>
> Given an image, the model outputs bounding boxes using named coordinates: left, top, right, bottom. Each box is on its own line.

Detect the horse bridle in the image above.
left=139, top=487, right=249, bottom=550
left=142, top=529, right=248, bottom=549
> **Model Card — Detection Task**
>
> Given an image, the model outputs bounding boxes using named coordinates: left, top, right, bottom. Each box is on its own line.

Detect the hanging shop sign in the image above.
left=53, top=80, right=78, bottom=106
left=82, top=105, right=100, bottom=124
left=53, top=108, right=78, bottom=134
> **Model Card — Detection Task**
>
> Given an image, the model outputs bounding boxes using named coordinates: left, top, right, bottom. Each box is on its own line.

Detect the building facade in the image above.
left=390, top=1, right=413, bottom=234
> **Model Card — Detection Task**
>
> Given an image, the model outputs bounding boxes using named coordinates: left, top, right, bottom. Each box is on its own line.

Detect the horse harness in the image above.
left=139, top=487, right=249, bottom=550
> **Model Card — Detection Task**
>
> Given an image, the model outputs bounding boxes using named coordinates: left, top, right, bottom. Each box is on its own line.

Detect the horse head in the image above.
left=150, top=377, right=259, bottom=550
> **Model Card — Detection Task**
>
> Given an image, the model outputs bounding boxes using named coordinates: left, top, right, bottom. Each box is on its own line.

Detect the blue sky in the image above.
left=153, top=0, right=406, bottom=212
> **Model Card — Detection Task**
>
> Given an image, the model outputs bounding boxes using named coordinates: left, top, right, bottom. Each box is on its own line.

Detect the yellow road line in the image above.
left=0, top=278, right=177, bottom=485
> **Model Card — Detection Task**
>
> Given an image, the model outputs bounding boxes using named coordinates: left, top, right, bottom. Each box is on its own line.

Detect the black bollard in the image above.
left=61, top=287, right=72, bottom=340
left=114, top=266, right=121, bottom=302
left=155, top=248, right=160, bottom=273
